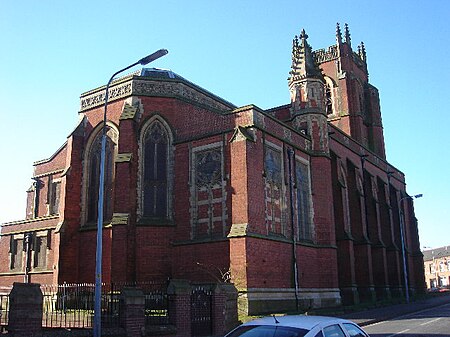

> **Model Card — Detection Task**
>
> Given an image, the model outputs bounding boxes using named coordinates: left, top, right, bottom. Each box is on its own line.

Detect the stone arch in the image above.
left=81, top=122, right=119, bottom=226
left=137, top=115, right=174, bottom=221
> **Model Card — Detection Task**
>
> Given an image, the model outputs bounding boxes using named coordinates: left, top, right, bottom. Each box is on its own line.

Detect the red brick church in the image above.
left=0, top=24, right=425, bottom=314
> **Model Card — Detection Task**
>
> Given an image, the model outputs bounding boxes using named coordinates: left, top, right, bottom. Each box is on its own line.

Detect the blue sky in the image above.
left=0, top=1, right=449, bottom=249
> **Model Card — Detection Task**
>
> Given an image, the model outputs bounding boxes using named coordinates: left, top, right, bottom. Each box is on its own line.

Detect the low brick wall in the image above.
left=5, top=281, right=238, bottom=337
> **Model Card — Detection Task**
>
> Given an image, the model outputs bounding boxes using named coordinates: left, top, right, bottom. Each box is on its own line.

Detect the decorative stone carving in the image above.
left=230, top=126, right=256, bottom=143
left=111, top=213, right=130, bottom=225
left=253, top=112, right=266, bottom=129
left=120, top=103, right=139, bottom=120
left=283, top=128, right=292, bottom=142
left=80, top=78, right=234, bottom=113
left=115, top=153, right=132, bottom=163
left=314, top=45, right=338, bottom=64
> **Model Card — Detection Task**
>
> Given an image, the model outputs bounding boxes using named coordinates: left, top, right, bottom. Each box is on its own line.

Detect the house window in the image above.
left=10, top=237, right=23, bottom=270
left=142, top=121, right=170, bottom=218
left=264, top=144, right=285, bottom=235
left=296, top=160, right=313, bottom=241
left=190, top=144, right=226, bottom=239
left=49, top=181, right=61, bottom=215
left=439, top=261, right=446, bottom=273
left=33, top=235, right=48, bottom=269
left=85, top=127, right=117, bottom=224
left=430, top=263, right=436, bottom=274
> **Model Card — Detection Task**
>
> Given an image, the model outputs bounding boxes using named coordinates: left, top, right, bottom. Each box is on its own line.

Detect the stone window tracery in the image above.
left=326, top=84, right=333, bottom=115
left=190, top=143, right=227, bottom=239
left=339, top=164, right=351, bottom=233
left=295, top=160, right=313, bottom=241
left=84, top=125, right=118, bottom=225
left=141, top=120, right=171, bottom=219
left=264, top=144, right=285, bottom=235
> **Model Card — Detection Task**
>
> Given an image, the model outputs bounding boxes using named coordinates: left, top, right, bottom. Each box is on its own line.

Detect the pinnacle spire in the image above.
left=360, top=41, right=367, bottom=62
left=344, top=23, right=351, bottom=47
left=336, top=22, right=342, bottom=44
left=288, top=28, right=323, bottom=85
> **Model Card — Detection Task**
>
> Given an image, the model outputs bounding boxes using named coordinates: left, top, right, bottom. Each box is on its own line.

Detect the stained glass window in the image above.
left=296, top=161, right=312, bottom=241
left=265, top=147, right=282, bottom=184
left=86, top=129, right=116, bottom=223
left=326, top=84, right=333, bottom=115
left=191, top=145, right=225, bottom=239
left=196, top=149, right=221, bottom=188
left=264, top=145, right=284, bottom=234
left=143, top=121, right=169, bottom=218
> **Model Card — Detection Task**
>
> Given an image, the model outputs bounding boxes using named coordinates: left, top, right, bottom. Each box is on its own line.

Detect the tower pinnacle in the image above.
left=344, top=23, right=351, bottom=47
left=336, top=22, right=342, bottom=44
left=288, top=29, right=323, bottom=85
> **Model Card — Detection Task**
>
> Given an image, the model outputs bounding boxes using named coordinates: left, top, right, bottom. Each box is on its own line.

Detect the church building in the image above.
left=0, top=24, right=426, bottom=314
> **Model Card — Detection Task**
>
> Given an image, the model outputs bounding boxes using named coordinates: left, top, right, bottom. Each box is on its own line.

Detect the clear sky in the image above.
left=0, top=0, right=449, bottom=249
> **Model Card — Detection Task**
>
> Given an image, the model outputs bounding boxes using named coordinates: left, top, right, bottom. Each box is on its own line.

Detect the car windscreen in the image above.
left=226, top=325, right=309, bottom=337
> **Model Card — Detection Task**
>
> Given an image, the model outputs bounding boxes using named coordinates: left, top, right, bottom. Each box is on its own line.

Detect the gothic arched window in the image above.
left=326, top=84, right=333, bottom=115
left=264, top=144, right=285, bottom=235
left=85, top=126, right=118, bottom=224
left=296, top=160, right=313, bottom=241
left=140, top=119, right=173, bottom=220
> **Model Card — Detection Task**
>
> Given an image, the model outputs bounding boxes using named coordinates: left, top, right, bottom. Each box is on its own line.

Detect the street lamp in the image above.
left=398, top=193, right=423, bottom=303
left=94, top=49, right=168, bottom=337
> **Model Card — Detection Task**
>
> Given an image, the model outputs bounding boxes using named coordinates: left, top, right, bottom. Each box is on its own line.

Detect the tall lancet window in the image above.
left=264, top=144, right=286, bottom=235
left=85, top=126, right=118, bottom=224
left=141, top=120, right=172, bottom=219
left=326, top=84, right=333, bottom=115
left=296, top=160, right=313, bottom=241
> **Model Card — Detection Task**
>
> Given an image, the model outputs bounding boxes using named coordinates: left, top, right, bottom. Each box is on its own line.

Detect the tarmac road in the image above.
left=339, top=293, right=450, bottom=336
left=363, top=300, right=450, bottom=336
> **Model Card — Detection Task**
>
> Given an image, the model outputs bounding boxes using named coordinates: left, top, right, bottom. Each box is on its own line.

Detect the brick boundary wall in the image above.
left=5, top=281, right=238, bottom=337
left=8, top=283, right=43, bottom=337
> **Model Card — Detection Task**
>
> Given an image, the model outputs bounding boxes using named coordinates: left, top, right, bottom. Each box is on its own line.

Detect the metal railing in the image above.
left=41, top=283, right=120, bottom=328
left=0, top=281, right=171, bottom=329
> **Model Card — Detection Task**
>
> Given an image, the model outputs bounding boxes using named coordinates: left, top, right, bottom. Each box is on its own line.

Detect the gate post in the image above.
left=167, top=279, right=191, bottom=337
left=120, top=287, right=145, bottom=337
left=213, top=283, right=239, bottom=336
left=8, top=282, right=43, bottom=337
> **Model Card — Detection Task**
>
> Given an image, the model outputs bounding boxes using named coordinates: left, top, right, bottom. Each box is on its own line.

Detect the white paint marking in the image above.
left=420, top=317, right=442, bottom=326
left=386, top=329, right=410, bottom=337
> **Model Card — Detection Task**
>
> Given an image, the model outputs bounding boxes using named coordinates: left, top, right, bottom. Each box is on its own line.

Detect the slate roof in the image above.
left=423, top=246, right=450, bottom=261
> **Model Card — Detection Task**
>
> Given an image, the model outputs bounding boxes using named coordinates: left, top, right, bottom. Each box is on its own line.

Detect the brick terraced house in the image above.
left=423, top=246, right=450, bottom=290
left=0, top=24, right=426, bottom=314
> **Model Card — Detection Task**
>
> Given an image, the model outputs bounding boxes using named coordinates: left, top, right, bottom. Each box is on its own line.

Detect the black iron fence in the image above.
left=0, top=281, right=171, bottom=329
left=41, top=283, right=121, bottom=328
left=191, top=284, right=213, bottom=337
left=145, top=289, right=171, bottom=325
left=42, top=281, right=171, bottom=328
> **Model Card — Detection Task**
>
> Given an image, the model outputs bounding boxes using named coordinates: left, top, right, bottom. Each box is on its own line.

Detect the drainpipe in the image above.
left=287, top=147, right=300, bottom=312
left=24, top=232, right=33, bottom=283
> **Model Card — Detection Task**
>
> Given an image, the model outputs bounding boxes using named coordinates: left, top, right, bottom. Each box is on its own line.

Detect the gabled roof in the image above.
left=423, top=246, right=450, bottom=261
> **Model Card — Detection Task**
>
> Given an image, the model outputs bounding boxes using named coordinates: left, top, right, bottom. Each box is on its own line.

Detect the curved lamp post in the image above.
left=399, top=193, right=422, bottom=304
left=94, top=49, right=168, bottom=337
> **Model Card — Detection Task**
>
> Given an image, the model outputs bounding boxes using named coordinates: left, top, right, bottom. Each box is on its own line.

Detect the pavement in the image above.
left=339, top=293, right=450, bottom=326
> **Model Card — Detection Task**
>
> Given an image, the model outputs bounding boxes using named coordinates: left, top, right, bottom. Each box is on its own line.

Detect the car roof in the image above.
left=241, top=315, right=352, bottom=330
